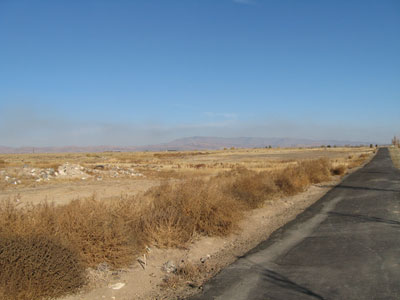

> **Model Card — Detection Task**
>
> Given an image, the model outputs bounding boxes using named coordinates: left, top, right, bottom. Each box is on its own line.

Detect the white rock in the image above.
left=200, top=254, right=211, bottom=263
left=162, top=260, right=177, bottom=273
left=109, top=282, right=125, bottom=290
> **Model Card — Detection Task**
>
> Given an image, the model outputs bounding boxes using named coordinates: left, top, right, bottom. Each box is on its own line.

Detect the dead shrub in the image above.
left=331, top=165, right=346, bottom=176
left=53, top=199, right=141, bottom=268
left=300, top=158, right=331, bottom=183
left=141, top=179, right=243, bottom=247
left=221, top=168, right=277, bottom=209
left=0, top=199, right=144, bottom=269
left=0, top=234, right=86, bottom=300
left=175, top=262, right=201, bottom=281
left=161, top=261, right=203, bottom=289
left=0, top=157, right=339, bottom=298
left=0, top=159, right=6, bottom=168
left=273, top=159, right=332, bottom=196
left=273, top=165, right=309, bottom=195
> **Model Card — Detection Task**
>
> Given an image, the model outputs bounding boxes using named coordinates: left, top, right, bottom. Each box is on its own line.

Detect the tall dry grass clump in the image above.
left=0, top=156, right=363, bottom=299
left=0, top=234, right=86, bottom=300
left=0, top=198, right=148, bottom=299
left=141, top=179, right=243, bottom=247
left=272, top=158, right=330, bottom=196
left=273, top=165, right=309, bottom=195
left=218, top=167, right=278, bottom=209
left=51, top=199, right=141, bottom=268
left=0, top=199, right=144, bottom=269
left=300, top=158, right=331, bottom=183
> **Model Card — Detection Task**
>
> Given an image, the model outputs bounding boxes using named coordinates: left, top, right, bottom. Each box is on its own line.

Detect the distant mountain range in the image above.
left=0, top=136, right=373, bottom=154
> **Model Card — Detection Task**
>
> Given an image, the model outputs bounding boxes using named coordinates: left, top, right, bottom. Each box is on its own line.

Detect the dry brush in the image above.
left=0, top=155, right=370, bottom=299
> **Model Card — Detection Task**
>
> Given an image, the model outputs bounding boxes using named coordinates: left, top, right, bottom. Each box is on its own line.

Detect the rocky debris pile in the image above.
left=3, top=175, right=21, bottom=185
left=18, top=163, right=91, bottom=182
left=35, top=163, right=144, bottom=181
left=1, top=170, right=21, bottom=185
left=3, top=163, right=144, bottom=186
left=28, top=167, right=56, bottom=182
left=162, top=260, right=177, bottom=273
left=56, top=163, right=90, bottom=179
left=91, top=165, right=144, bottom=178
left=111, top=166, right=144, bottom=178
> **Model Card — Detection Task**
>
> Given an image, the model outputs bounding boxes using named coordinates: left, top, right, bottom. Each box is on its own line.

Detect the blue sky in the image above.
left=0, top=0, right=399, bottom=146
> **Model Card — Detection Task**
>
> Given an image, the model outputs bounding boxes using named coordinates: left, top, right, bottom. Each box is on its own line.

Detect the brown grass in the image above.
left=141, top=179, right=243, bottom=247
left=273, top=166, right=309, bottom=195
left=389, top=147, right=400, bottom=169
left=300, top=158, right=331, bottom=183
left=0, top=234, right=86, bottom=300
left=0, top=199, right=145, bottom=269
left=215, top=167, right=276, bottom=209
left=0, top=154, right=372, bottom=299
left=272, top=158, right=330, bottom=196
left=161, top=261, right=204, bottom=290
left=31, top=161, right=62, bottom=170
left=347, top=153, right=371, bottom=169
left=331, top=165, right=346, bottom=176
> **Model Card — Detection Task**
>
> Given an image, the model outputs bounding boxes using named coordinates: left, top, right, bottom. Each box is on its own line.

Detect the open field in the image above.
left=1, top=147, right=373, bottom=206
left=0, top=147, right=375, bottom=299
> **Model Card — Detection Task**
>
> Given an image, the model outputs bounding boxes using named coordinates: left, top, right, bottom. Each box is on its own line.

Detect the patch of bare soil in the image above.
left=0, top=179, right=159, bottom=206
left=60, top=177, right=341, bottom=300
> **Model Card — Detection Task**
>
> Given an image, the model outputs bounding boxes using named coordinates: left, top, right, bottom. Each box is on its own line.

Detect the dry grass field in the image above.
left=389, top=146, right=400, bottom=168
left=0, top=147, right=372, bottom=200
left=0, top=147, right=375, bottom=299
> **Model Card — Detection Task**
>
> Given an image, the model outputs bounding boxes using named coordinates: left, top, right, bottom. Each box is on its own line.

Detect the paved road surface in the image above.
left=191, top=148, right=400, bottom=300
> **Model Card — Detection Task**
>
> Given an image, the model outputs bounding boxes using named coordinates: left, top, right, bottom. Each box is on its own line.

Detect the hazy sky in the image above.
left=1, top=0, right=399, bottom=146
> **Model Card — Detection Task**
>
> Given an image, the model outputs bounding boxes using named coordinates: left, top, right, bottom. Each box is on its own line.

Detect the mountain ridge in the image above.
left=0, top=136, right=373, bottom=154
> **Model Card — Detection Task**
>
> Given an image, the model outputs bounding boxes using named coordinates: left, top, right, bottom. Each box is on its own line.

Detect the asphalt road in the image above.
left=191, top=148, right=400, bottom=300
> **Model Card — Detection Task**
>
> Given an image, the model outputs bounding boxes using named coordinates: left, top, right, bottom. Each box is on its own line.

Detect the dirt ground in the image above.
left=0, top=178, right=158, bottom=206
left=0, top=147, right=372, bottom=206
left=60, top=177, right=345, bottom=300
left=0, top=147, right=375, bottom=299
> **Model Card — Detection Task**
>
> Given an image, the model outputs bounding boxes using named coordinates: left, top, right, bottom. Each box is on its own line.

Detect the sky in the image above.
left=0, top=0, right=399, bottom=147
